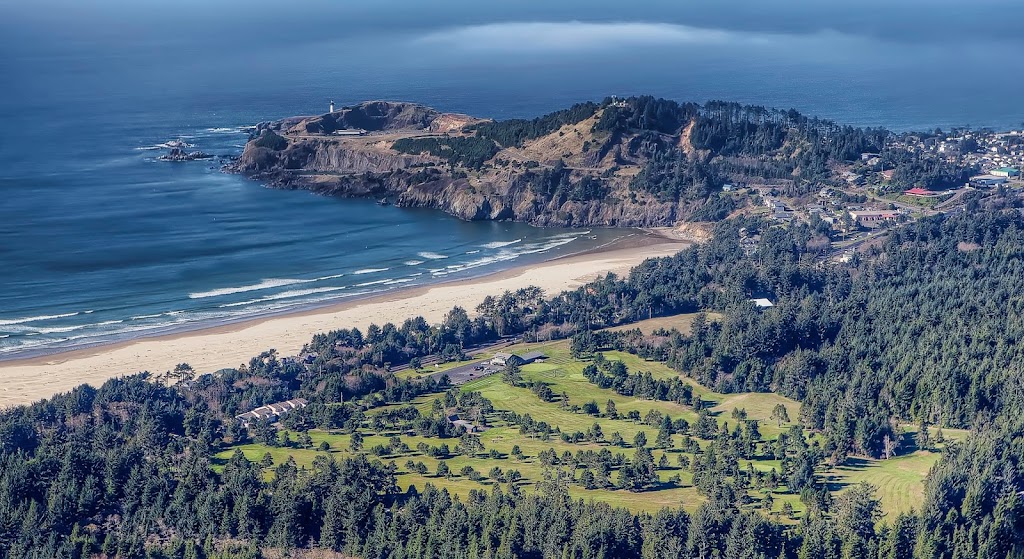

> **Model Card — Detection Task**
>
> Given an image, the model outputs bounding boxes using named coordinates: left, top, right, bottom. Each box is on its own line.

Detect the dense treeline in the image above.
left=629, top=147, right=724, bottom=204
left=391, top=136, right=500, bottom=169
left=556, top=211, right=1024, bottom=457
left=471, top=101, right=601, bottom=147
left=883, top=149, right=977, bottom=190
left=509, top=96, right=968, bottom=196
left=525, top=159, right=609, bottom=202
left=302, top=307, right=492, bottom=373
left=0, top=369, right=849, bottom=559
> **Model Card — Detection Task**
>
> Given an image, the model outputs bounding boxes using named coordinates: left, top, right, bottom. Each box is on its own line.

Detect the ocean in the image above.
left=1, top=0, right=1022, bottom=358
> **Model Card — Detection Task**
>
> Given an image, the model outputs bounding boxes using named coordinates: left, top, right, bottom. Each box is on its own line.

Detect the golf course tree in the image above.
left=502, top=360, right=523, bottom=386
left=771, top=403, right=790, bottom=426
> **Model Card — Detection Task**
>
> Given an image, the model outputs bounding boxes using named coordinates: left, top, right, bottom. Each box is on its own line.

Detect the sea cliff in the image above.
left=230, top=96, right=942, bottom=227
left=228, top=100, right=711, bottom=227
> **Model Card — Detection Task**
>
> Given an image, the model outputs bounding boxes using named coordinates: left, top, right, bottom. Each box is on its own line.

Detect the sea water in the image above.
left=1, top=0, right=1022, bottom=357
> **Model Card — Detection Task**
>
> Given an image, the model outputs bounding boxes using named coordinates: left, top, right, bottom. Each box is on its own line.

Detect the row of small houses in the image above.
left=235, top=398, right=309, bottom=427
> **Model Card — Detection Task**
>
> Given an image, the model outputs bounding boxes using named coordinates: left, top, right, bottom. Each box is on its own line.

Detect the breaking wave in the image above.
left=417, top=251, right=448, bottom=260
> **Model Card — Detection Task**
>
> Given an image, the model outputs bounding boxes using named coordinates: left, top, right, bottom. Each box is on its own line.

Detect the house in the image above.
left=772, top=209, right=793, bottom=222
left=490, top=352, right=522, bottom=367
left=849, top=210, right=898, bottom=228
left=750, top=298, right=775, bottom=309
left=519, top=351, right=547, bottom=364
left=991, top=167, right=1020, bottom=178
left=903, top=187, right=942, bottom=197
left=490, top=351, right=546, bottom=367
left=446, top=413, right=484, bottom=433
left=970, top=175, right=1008, bottom=188
left=235, top=398, right=309, bottom=426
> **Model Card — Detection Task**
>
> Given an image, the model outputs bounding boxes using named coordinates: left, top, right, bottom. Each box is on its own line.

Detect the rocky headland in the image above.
left=227, top=97, right=914, bottom=227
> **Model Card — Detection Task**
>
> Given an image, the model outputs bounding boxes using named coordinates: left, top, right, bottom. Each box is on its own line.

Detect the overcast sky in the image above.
left=2, top=0, right=1022, bottom=54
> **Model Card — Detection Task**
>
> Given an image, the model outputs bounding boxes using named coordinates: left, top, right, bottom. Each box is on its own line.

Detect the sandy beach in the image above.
left=0, top=233, right=689, bottom=408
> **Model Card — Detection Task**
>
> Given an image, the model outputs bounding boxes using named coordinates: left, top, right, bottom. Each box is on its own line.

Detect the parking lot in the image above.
left=425, top=358, right=500, bottom=385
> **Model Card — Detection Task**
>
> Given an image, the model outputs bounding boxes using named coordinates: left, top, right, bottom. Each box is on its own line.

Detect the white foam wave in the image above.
left=481, top=239, right=522, bottom=249
left=130, top=313, right=164, bottom=320
left=356, top=279, right=392, bottom=287
left=549, top=230, right=590, bottom=239
left=34, top=320, right=123, bottom=335
left=0, top=312, right=81, bottom=327
left=218, top=285, right=348, bottom=308
left=430, top=236, right=579, bottom=277
left=404, top=260, right=425, bottom=266
left=352, top=268, right=389, bottom=275
left=189, top=278, right=314, bottom=299
left=204, top=127, right=245, bottom=133
left=418, top=251, right=448, bottom=260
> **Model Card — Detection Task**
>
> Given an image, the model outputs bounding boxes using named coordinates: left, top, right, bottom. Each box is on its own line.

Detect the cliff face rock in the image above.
left=229, top=100, right=721, bottom=228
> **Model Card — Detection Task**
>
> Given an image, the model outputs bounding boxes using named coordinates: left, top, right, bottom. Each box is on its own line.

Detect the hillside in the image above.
left=229, top=97, right=922, bottom=227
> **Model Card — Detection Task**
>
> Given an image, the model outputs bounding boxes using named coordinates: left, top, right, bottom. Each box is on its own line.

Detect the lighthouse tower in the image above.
left=329, top=100, right=335, bottom=113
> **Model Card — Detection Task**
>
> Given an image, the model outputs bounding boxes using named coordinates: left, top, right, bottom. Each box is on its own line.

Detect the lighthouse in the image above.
left=329, top=100, right=335, bottom=113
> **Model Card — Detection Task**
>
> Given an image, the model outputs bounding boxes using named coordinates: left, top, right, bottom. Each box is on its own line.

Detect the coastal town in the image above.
left=743, top=126, right=1023, bottom=259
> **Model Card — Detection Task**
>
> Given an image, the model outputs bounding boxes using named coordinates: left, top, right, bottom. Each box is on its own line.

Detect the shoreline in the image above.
left=0, top=228, right=641, bottom=365
left=0, top=230, right=690, bottom=408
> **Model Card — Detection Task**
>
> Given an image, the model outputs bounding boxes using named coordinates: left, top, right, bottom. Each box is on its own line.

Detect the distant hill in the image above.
left=230, top=97, right=965, bottom=227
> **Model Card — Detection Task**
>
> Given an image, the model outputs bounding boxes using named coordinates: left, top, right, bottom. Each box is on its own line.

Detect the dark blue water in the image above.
left=1, top=0, right=1023, bottom=357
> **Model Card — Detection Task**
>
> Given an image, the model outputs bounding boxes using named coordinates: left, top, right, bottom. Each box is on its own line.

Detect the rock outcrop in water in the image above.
left=159, top=147, right=213, bottom=161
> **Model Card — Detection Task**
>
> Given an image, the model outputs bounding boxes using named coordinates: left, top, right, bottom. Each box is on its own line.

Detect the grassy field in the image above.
left=824, top=426, right=969, bottom=517
left=607, top=312, right=724, bottom=336
left=827, top=451, right=937, bottom=516
left=215, top=323, right=963, bottom=520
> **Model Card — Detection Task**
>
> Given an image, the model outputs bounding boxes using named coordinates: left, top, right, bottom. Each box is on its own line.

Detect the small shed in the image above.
left=750, top=298, right=775, bottom=309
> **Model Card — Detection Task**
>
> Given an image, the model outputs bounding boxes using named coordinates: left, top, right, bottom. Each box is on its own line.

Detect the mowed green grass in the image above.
left=824, top=426, right=970, bottom=517
left=827, top=451, right=938, bottom=517
left=215, top=323, right=963, bottom=519
left=217, top=338, right=808, bottom=515
left=215, top=427, right=708, bottom=513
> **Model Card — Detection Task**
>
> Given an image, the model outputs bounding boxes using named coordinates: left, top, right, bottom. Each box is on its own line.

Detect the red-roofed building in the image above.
left=904, top=187, right=941, bottom=197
